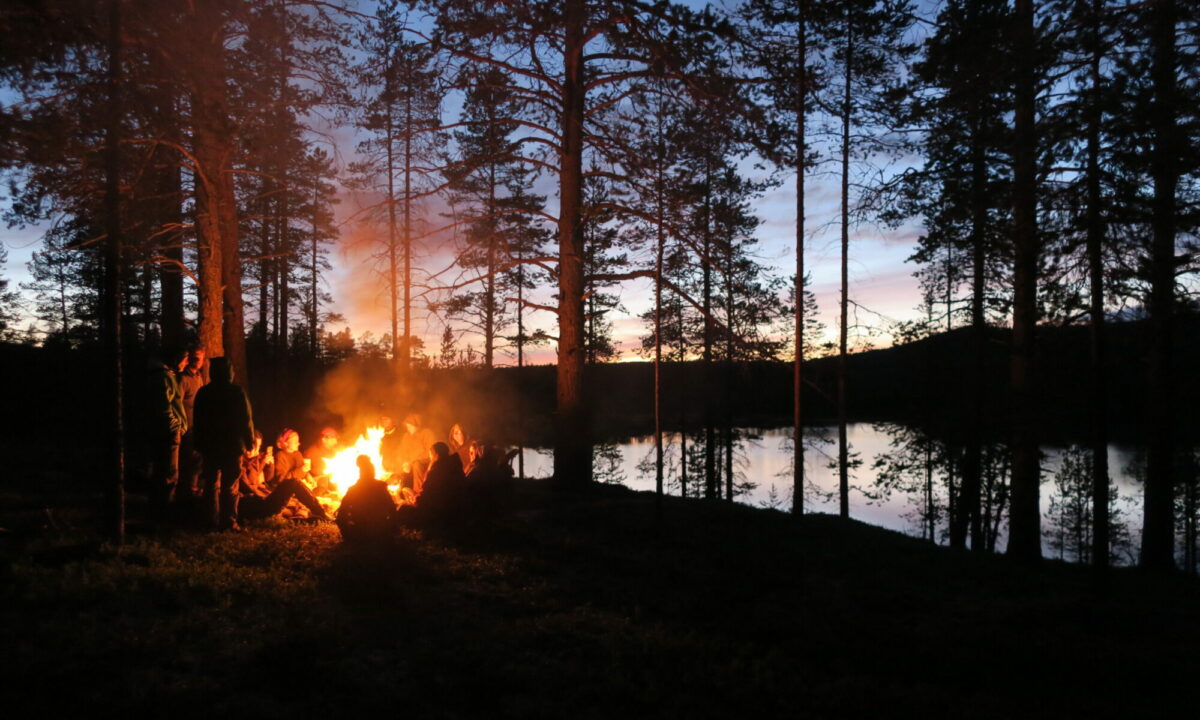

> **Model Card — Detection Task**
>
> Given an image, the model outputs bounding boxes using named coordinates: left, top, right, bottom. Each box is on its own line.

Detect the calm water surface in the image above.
left=519, top=423, right=1146, bottom=556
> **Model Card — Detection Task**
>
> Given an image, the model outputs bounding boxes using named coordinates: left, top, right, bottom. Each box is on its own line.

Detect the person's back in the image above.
left=337, top=456, right=396, bottom=543
left=419, top=444, right=466, bottom=514
left=192, top=357, right=253, bottom=529
left=193, top=359, right=253, bottom=459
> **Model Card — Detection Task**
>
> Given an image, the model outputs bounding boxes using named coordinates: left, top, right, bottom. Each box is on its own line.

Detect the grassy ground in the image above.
left=3, top=480, right=1199, bottom=718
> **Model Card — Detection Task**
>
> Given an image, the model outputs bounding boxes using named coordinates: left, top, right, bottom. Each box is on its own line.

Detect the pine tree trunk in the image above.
left=553, top=0, right=590, bottom=485
left=193, top=156, right=224, bottom=360
left=654, top=104, right=665, bottom=509
left=1086, top=0, right=1111, bottom=569
left=517, top=246, right=525, bottom=480
left=954, top=120, right=987, bottom=551
left=188, top=0, right=244, bottom=370
left=679, top=304, right=689, bottom=498
left=724, top=233, right=735, bottom=504
left=402, top=95, right=413, bottom=372
left=259, top=202, right=270, bottom=335
left=276, top=162, right=289, bottom=364
left=1007, top=0, right=1041, bottom=561
left=103, top=0, right=125, bottom=542
left=1141, top=0, right=1179, bottom=570
left=157, top=107, right=184, bottom=350
left=311, top=185, right=319, bottom=354
left=219, top=159, right=246, bottom=386
left=485, top=166, right=497, bottom=368
left=387, top=82, right=400, bottom=366
left=837, top=24, right=853, bottom=520
left=702, top=176, right=716, bottom=500
left=793, top=7, right=807, bottom=516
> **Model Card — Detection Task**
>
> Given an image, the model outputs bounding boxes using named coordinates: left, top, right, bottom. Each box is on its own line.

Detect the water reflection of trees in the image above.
left=635, top=429, right=774, bottom=503
left=1123, top=447, right=1200, bottom=572
left=870, top=422, right=1151, bottom=566
left=870, top=422, right=1012, bottom=549
left=1044, top=447, right=1137, bottom=565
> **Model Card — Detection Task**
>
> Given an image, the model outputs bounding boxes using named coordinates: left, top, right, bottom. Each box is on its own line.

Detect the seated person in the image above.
left=379, top=415, right=402, bottom=475
left=465, top=443, right=517, bottom=483
left=448, top=423, right=472, bottom=469
left=336, top=455, right=396, bottom=543
left=304, top=426, right=340, bottom=494
left=463, top=443, right=515, bottom=519
left=398, top=413, right=437, bottom=492
left=273, top=428, right=312, bottom=490
left=239, top=431, right=330, bottom=522
left=413, top=441, right=465, bottom=514
left=304, top=426, right=340, bottom=474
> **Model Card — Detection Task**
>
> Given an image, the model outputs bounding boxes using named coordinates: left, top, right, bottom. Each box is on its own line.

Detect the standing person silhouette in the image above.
left=193, top=357, right=254, bottom=531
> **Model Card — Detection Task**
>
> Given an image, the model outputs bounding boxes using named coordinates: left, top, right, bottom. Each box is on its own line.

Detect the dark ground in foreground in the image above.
left=2, top=480, right=1199, bottom=719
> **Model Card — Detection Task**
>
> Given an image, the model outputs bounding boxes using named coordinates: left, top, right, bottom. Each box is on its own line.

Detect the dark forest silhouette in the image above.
left=1, top=0, right=1199, bottom=571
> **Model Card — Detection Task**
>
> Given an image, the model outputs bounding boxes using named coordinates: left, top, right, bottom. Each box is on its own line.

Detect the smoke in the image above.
left=305, top=358, right=551, bottom=450
left=328, top=186, right=473, bottom=345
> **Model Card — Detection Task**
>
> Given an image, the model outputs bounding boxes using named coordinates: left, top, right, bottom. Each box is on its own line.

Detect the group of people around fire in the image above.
left=147, top=347, right=515, bottom=541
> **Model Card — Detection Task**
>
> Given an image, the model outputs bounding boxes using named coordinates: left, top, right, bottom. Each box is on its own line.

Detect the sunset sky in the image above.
left=322, top=153, right=930, bottom=366
left=0, top=2, right=935, bottom=362
left=1, top=153, right=930, bottom=362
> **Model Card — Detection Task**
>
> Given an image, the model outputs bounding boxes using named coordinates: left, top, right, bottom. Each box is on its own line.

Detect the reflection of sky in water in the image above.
left=519, top=424, right=1147, bottom=559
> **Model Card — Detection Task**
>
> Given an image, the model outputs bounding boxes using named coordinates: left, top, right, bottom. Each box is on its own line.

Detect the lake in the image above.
left=518, top=423, right=1148, bottom=562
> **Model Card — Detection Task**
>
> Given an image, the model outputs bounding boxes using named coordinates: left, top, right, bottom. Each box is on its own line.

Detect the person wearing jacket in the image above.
left=398, top=413, right=437, bottom=493
left=178, top=346, right=208, bottom=497
left=147, top=348, right=189, bottom=523
left=193, top=356, right=254, bottom=531
left=238, top=431, right=329, bottom=523
left=273, top=429, right=311, bottom=489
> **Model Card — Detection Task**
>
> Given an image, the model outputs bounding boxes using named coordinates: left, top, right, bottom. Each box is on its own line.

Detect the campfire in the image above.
left=317, top=426, right=403, bottom=514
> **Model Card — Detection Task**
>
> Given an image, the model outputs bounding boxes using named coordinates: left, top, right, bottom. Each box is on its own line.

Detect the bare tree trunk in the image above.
left=1141, top=0, right=1179, bottom=571
left=1007, top=0, right=1041, bottom=562
left=553, top=0, right=590, bottom=484
left=103, top=0, right=125, bottom=543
